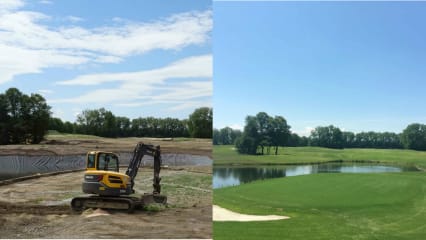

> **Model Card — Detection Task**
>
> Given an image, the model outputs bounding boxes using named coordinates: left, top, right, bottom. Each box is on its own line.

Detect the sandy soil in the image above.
left=0, top=166, right=212, bottom=238
left=213, top=205, right=289, bottom=222
left=0, top=136, right=212, bottom=158
left=0, top=206, right=211, bottom=239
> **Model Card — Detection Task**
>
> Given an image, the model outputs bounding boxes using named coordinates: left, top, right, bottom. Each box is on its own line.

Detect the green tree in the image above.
left=236, top=113, right=290, bottom=155
left=269, top=116, right=290, bottom=155
left=256, top=112, right=272, bottom=155
left=235, top=135, right=257, bottom=154
left=219, top=127, right=234, bottom=145
left=287, top=133, right=309, bottom=147
left=101, top=109, right=116, bottom=137
left=213, top=127, right=242, bottom=145
left=310, top=125, right=343, bottom=149
left=187, top=107, right=212, bottom=138
left=115, top=116, right=131, bottom=137
left=49, top=117, right=65, bottom=132
left=0, top=93, right=10, bottom=144
left=213, top=128, right=220, bottom=145
left=76, top=108, right=116, bottom=137
left=4, top=88, right=26, bottom=143
left=236, top=116, right=259, bottom=154
left=26, top=94, right=51, bottom=143
left=401, top=123, right=426, bottom=150
left=231, top=129, right=242, bottom=144
left=342, top=131, right=355, bottom=148
left=63, top=121, right=75, bottom=133
left=0, top=88, right=51, bottom=144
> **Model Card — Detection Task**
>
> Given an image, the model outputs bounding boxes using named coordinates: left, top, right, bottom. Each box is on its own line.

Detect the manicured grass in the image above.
left=214, top=145, right=426, bottom=169
left=214, top=172, right=426, bottom=240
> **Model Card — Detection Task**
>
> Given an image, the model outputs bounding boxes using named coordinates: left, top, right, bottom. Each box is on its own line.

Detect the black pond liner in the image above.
left=0, top=153, right=212, bottom=181
left=213, top=162, right=421, bottom=189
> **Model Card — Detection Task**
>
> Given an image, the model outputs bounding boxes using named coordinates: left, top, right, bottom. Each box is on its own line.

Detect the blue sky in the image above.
left=214, top=1, right=426, bottom=135
left=0, top=0, right=211, bottom=122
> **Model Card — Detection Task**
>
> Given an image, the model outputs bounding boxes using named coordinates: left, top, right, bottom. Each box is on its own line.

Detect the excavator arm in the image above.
left=125, top=142, right=162, bottom=194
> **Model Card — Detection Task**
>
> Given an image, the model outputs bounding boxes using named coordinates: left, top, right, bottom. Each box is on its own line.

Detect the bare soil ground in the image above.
left=0, top=166, right=212, bottom=238
left=0, top=135, right=212, bottom=158
left=0, top=136, right=212, bottom=238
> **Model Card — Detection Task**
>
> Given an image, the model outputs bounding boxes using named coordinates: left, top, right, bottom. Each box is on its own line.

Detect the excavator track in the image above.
left=70, top=194, right=167, bottom=213
left=71, top=196, right=139, bottom=213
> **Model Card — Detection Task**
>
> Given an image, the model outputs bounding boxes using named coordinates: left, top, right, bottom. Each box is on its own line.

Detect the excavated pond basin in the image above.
left=0, top=153, right=212, bottom=180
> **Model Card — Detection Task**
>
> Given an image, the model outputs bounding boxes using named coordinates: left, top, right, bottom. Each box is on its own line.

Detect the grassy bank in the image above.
left=46, top=131, right=193, bottom=141
left=214, top=145, right=426, bottom=169
left=214, top=172, right=426, bottom=240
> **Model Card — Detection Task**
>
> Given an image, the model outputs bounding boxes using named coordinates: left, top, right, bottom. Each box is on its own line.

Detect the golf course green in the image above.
left=213, top=146, right=426, bottom=239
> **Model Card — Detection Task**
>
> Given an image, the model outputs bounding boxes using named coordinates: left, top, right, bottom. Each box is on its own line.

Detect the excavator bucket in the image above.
left=141, top=193, right=168, bottom=205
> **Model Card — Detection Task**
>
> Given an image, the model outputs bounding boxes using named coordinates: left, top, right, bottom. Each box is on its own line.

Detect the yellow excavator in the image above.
left=71, top=142, right=167, bottom=212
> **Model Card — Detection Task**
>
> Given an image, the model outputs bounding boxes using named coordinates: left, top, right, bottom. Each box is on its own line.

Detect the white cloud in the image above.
left=0, top=1, right=212, bottom=84
left=39, top=0, right=52, bottom=4
left=0, top=44, right=89, bottom=83
left=38, top=89, right=53, bottom=94
left=57, top=54, right=212, bottom=86
left=0, top=0, right=24, bottom=11
left=50, top=55, right=212, bottom=111
left=94, top=55, right=122, bottom=63
left=168, top=100, right=212, bottom=112
left=66, top=15, right=84, bottom=23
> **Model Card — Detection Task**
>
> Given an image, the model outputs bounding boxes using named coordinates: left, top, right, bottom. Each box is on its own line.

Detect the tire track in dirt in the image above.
left=0, top=201, right=71, bottom=215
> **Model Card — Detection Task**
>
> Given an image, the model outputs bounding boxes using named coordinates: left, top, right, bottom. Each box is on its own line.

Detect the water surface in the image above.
left=213, top=162, right=419, bottom=189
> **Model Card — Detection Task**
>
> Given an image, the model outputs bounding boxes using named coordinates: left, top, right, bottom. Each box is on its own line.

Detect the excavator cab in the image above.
left=87, top=152, right=119, bottom=172
left=82, top=151, right=132, bottom=196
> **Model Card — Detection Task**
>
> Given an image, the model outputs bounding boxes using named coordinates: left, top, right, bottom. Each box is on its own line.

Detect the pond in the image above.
left=213, top=162, right=420, bottom=189
left=0, top=153, right=212, bottom=181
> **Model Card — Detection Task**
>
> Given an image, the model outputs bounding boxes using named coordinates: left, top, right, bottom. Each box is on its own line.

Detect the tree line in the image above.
left=50, top=107, right=212, bottom=139
left=49, top=110, right=190, bottom=138
left=310, top=125, right=403, bottom=149
left=0, top=88, right=212, bottom=145
left=213, top=111, right=426, bottom=154
left=213, top=127, right=242, bottom=145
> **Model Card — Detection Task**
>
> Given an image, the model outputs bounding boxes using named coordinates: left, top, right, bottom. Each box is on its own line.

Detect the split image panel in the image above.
left=212, top=1, right=426, bottom=240
left=0, top=1, right=426, bottom=239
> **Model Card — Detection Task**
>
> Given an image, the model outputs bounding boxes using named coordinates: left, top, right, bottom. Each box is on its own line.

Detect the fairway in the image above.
left=214, top=145, right=426, bottom=169
left=214, top=172, right=426, bottom=240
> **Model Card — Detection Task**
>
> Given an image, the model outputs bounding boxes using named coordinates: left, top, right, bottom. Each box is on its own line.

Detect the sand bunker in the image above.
left=213, top=205, right=290, bottom=222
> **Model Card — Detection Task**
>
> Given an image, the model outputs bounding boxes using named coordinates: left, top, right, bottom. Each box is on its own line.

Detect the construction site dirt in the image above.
left=0, top=136, right=212, bottom=158
left=0, top=137, right=212, bottom=239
